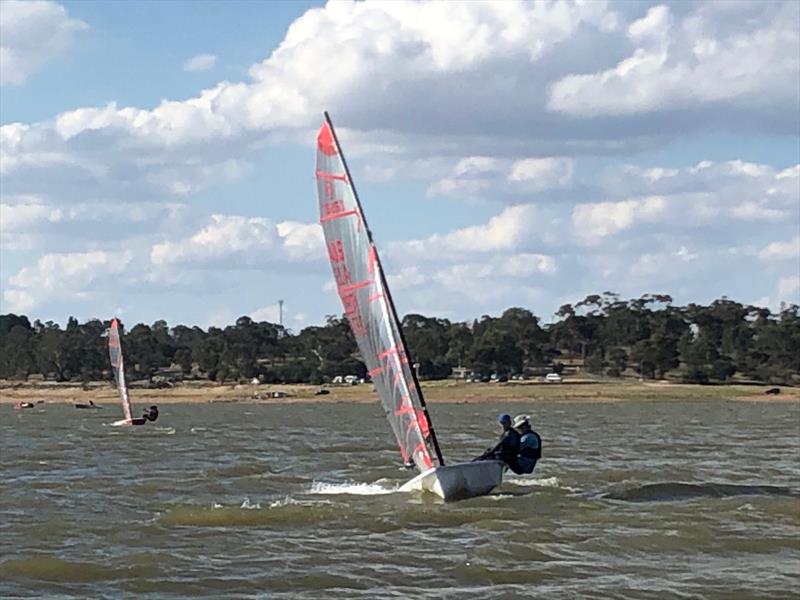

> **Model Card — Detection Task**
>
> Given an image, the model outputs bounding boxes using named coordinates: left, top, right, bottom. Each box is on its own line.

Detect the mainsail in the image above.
left=108, top=318, right=133, bottom=422
left=315, top=113, right=444, bottom=472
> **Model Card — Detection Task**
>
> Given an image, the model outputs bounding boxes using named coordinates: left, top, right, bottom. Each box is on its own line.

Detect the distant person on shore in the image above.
left=142, top=405, right=159, bottom=422
left=473, top=413, right=521, bottom=468
left=512, top=414, right=541, bottom=475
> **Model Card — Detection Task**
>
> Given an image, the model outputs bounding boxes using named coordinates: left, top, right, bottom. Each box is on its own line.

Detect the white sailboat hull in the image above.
left=399, top=460, right=505, bottom=501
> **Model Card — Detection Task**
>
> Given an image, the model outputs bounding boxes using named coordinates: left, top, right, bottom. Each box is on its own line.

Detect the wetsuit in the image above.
left=477, top=427, right=521, bottom=466
left=142, top=407, right=159, bottom=422
left=514, top=430, right=542, bottom=474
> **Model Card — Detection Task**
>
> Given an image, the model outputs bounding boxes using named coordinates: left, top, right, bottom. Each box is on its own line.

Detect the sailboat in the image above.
left=315, top=113, right=504, bottom=501
left=108, top=318, right=149, bottom=426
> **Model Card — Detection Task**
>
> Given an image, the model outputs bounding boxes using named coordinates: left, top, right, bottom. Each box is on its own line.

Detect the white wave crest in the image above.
left=268, top=496, right=334, bottom=508
left=504, top=476, right=580, bottom=492
left=240, top=497, right=261, bottom=509
left=506, top=476, right=561, bottom=487
left=488, top=494, right=517, bottom=501
left=309, top=481, right=398, bottom=496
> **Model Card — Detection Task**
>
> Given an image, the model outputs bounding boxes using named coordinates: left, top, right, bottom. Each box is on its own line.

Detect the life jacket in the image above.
left=519, top=431, right=542, bottom=461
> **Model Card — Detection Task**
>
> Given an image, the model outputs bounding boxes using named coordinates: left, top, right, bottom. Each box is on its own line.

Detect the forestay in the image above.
left=108, top=318, right=133, bottom=422
left=315, top=116, right=443, bottom=472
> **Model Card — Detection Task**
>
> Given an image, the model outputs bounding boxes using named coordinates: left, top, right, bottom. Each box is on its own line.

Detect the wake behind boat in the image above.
left=315, top=113, right=504, bottom=501
left=108, top=318, right=158, bottom=427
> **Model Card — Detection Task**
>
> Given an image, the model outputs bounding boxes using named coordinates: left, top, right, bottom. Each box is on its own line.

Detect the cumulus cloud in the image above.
left=427, top=156, right=500, bottom=198
left=630, top=246, right=699, bottom=278
left=384, top=153, right=796, bottom=316
left=150, top=215, right=275, bottom=266
left=248, top=302, right=306, bottom=327
left=0, top=1, right=744, bottom=177
left=390, top=204, right=552, bottom=262
left=373, top=203, right=558, bottom=312
left=548, top=2, right=800, bottom=116
left=0, top=196, right=185, bottom=250
left=759, top=236, right=800, bottom=261
left=276, top=221, right=326, bottom=262
left=777, top=275, right=800, bottom=304
left=420, top=253, right=556, bottom=306
left=2, top=289, right=36, bottom=313
left=0, top=0, right=88, bottom=85
left=386, top=253, right=555, bottom=295
left=250, top=303, right=282, bottom=323
left=2, top=1, right=797, bottom=216
left=0, top=198, right=62, bottom=230
left=572, top=196, right=667, bottom=244
left=572, top=159, right=799, bottom=244
left=183, top=53, right=217, bottom=72
left=150, top=214, right=323, bottom=267
left=3, top=250, right=132, bottom=312
left=508, top=157, right=573, bottom=188
left=147, top=158, right=251, bottom=196
left=427, top=155, right=573, bottom=199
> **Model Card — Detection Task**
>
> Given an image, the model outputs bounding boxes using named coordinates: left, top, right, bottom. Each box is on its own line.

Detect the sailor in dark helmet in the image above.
left=473, top=413, right=521, bottom=467
left=142, top=405, right=159, bottom=422
left=512, top=414, right=541, bottom=474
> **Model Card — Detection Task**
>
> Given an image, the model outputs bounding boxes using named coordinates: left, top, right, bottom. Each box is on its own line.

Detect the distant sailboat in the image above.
left=315, top=113, right=503, bottom=500
left=108, top=318, right=156, bottom=426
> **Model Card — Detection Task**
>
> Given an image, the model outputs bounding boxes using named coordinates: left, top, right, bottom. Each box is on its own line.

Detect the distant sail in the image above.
left=315, top=115, right=443, bottom=472
left=108, top=318, right=133, bottom=422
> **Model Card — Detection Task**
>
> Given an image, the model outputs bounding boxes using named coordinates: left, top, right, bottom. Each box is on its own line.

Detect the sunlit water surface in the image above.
left=1, top=400, right=798, bottom=599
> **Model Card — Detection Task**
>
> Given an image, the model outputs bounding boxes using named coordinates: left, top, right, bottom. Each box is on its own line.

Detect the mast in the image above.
left=323, top=111, right=445, bottom=467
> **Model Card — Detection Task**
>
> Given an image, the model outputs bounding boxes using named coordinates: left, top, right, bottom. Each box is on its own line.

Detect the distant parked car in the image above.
left=544, top=373, right=563, bottom=383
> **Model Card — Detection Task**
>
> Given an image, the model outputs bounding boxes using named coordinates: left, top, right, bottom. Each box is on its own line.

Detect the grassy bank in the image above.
left=1, top=379, right=797, bottom=405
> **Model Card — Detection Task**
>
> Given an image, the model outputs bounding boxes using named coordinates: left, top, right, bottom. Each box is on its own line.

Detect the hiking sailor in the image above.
left=512, top=414, right=541, bottom=475
left=142, top=405, right=159, bottom=422
left=474, top=413, right=521, bottom=468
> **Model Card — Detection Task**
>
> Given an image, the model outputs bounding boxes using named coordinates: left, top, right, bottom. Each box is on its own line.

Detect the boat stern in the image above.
left=400, top=460, right=504, bottom=501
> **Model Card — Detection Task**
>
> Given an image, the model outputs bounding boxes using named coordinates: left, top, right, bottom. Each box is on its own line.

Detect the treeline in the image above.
left=0, top=293, right=798, bottom=385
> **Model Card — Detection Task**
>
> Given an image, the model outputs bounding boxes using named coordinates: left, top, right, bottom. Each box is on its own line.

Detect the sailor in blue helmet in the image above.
left=142, top=405, right=159, bottom=422
left=512, top=414, right=541, bottom=474
left=473, top=413, right=521, bottom=468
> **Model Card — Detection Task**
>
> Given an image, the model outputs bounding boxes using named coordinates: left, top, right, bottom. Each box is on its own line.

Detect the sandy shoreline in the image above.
left=1, top=379, right=797, bottom=405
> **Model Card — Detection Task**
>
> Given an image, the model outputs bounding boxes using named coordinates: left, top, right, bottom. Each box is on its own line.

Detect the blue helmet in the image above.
left=497, top=413, right=512, bottom=425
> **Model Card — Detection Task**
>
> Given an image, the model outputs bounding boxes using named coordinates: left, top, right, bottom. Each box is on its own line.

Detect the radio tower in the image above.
left=278, top=299, right=284, bottom=327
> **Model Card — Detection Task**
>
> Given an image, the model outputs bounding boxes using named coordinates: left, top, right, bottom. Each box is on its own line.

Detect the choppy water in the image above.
left=2, top=400, right=799, bottom=599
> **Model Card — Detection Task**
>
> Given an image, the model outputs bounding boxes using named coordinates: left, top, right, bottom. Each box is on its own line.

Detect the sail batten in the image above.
left=315, top=114, right=444, bottom=471
left=108, top=318, right=133, bottom=422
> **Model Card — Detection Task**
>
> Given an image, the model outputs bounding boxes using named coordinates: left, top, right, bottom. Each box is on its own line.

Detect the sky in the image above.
left=1, top=0, right=799, bottom=331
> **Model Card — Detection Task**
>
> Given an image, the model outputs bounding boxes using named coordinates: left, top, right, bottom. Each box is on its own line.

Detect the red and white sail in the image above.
left=315, top=115, right=443, bottom=472
left=108, top=318, right=133, bottom=423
